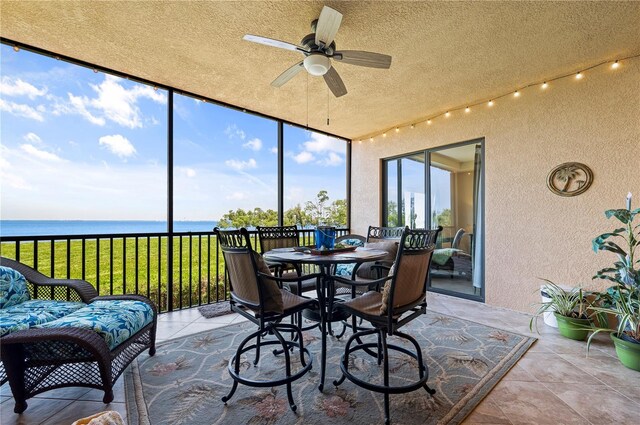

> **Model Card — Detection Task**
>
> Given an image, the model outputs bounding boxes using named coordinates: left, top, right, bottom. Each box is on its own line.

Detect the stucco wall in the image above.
left=351, top=60, right=640, bottom=313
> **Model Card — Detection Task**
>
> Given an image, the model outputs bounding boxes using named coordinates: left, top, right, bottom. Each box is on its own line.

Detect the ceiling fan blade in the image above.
left=315, top=6, right=343, bottom=47
left=243, top=34, right=308, bottom=53
left=333, top=50, right=392, bottom=69
left=323, top=67, right=347, bottom=97
left=271, top=61, right=305, bottom=87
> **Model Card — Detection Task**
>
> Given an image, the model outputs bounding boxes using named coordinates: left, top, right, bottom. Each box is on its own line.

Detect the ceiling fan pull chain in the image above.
left=327, top=85, right=330, bottom=126
left=306, top=72, right=309, bottom=128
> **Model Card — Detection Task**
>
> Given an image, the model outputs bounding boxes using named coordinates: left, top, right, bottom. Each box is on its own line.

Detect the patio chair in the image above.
left=0, top=257, right=156, bottom=414
left=214, top=227, right=319, bottom=412
left=332, top=226, right=442, bottom=425
left=256, top=225, right=317, bottom=295
left=335, top=226, right=404, bottom=290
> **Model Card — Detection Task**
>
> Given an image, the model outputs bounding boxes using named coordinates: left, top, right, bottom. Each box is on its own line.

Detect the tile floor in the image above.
left=1, top=292, right=638, bottom=424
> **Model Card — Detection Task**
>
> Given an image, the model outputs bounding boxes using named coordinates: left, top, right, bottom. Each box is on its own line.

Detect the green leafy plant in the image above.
left=587, top=195, right=640, bottom=352
left=592, top=205, right=639, bottom=289
left=587, top=285, right=640, bottom=348
left=529, top=279, right=591, bottom=332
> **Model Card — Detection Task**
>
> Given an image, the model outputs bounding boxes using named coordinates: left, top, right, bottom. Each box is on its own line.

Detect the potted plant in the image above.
left=530, top=279, right=593, bottom=340
left=588, top=192, right=640, bottom=370
left=587, top=286, right=640, bottom=371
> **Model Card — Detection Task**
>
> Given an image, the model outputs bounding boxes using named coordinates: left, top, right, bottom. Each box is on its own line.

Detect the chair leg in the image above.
left=334, top=320, right=347, bottom=339
left=395, top=330, right=436, bottom=397
left=381, top=330, right=391, bottom=425
left=223, top=328, right=260, bottom=404
left=254, top=332, right=261, bottom=366
left=272, top=326, right=297, bottom=413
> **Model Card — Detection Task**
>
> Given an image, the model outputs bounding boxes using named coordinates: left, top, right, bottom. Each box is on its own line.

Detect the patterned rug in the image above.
left=125, top=311, right=535, bottom=425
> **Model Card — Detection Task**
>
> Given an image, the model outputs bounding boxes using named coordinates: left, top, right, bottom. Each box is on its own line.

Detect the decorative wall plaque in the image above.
left=547, top=162, right=593, bottom=197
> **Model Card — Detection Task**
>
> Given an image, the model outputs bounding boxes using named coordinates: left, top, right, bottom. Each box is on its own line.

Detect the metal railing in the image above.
left=0, top=228, right=349, bottom=312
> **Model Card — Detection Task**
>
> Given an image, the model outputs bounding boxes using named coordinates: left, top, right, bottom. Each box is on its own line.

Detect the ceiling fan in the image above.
left=243, top=5, right=392, bottom=97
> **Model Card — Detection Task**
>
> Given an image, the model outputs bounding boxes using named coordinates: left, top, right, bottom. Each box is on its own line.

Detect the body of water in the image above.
left=0, top=220, right=219, bottom=237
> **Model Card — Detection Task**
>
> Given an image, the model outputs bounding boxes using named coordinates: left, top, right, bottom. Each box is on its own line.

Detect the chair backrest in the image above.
left=451, top=228, right=465, bottom=249
left=256, top=225, right=299, bottom=252
left=214, top=227, right=283, bottom=314
left=335, top=233, right=366, bottom=247
left=366, top=226, right=404, bottom=243
left=381, top=226, right=442, bottom=316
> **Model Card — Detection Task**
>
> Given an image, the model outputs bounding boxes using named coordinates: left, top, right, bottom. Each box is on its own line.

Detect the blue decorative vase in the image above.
left=315, top=226, right=336, bottom=249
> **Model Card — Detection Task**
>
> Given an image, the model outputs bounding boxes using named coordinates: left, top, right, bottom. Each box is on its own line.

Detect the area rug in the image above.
left=197, top=302, right=232, bottom=318
left=125, top=312, right=535, bottom=425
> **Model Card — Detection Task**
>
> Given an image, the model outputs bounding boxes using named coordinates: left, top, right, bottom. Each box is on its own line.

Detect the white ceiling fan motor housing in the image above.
left=303, top=53, right=331, bottom=76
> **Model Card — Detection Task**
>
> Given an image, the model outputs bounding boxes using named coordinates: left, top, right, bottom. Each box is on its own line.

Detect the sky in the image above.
left=0, top=44, right=347, bottom=221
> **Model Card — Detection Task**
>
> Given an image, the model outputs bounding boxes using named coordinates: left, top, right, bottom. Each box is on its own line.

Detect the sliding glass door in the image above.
left=383, top=139, right=484, bottom=301
left=383, top=153, right=426, bottom=228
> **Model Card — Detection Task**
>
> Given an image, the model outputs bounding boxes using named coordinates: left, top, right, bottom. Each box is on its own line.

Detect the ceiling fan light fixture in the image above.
left=303, top=54, right=331, bottom=76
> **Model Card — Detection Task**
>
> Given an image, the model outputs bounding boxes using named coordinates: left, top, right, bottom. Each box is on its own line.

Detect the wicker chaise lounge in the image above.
left=0, top=257, right=157, bottom=413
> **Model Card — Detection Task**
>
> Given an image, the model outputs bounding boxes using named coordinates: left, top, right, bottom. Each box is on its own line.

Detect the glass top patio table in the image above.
left=263, top=247, right=388, bottom=392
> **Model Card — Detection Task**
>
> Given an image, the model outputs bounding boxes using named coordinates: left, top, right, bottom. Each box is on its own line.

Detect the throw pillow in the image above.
left=0, top=266, right=30, bottom=309
left=252, top=251, right=284, bottom=314
left=379, top=263, right=396, bottom=314
left=356, top=240, right=399, bottom=280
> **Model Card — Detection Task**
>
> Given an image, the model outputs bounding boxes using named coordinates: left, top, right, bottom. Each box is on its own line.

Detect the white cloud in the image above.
left=225, top=158, right=257, bottom=171
left=177, top=167, right=196, bottom=178
left=270, top=147, right=278, bottom=154
left=319, top=152, right=343, bottom=166
left=224, top=124, right=246, bottom=141
left=226, top=192, right=247, bottom=200
left=292, top=151, right=314, bottom=164
left=99, top=134, right=136, bottom=158
left=0, top=99, right=44, bottom=121
left=291, top=132, right=345, bottom=167
left=20, top=144, right=64, bottom=162
left=242, top=138, right=263, bottom=151
left=0, top=76, right=47, bottom=99
left=302, top=132, right=344, bottom=154
left=23, top=132, right=43, bottom=144
left=53, top=75, right=166, bottom=128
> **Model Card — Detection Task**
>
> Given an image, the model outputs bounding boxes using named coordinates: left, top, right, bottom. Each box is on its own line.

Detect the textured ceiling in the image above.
left=2, top=1, right=639, bottom=140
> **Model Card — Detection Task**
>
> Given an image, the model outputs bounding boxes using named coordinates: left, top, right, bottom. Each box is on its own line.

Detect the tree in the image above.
left=284, top=204, right=311, bottom=227
left=387, top=201, right=398, bottom=226
left=217, top=190, right=347, bottom=229
left=304, top=190, right=330, bottom=226
left=434, top=208, right=452, bottom=226
left=217, top=207, right=278, bottom=228
left=327, top=199, right=347, bottom=226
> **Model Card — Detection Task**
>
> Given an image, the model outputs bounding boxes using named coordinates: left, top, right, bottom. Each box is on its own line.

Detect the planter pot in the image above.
left=611, top=333, right=640, bottom=372
left=554, top=313, right=591, bottom=340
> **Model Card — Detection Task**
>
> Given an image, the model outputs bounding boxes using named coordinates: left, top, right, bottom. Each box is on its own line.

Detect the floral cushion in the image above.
left=0, top=266, right=30, bottom=309
left=36, top=300, right=154, bottom=350
left=339, top=238, right=365, bottom=247
left=334, top=238, right=365, bottom=278
left=0, top=300, right=86, bottom=337
left=335, top=263, right=356, bottom=278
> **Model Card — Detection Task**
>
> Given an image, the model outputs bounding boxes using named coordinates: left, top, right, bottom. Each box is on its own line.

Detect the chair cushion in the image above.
left=342, top=291, right=384, bottom=317
left=36, top=300, right=154, bottom=350
left=339, top=238, right=365, bottom=247
left=356, top=241, right=398, bottom=279
left=0, top=266, right=30, bottom=309
left=335, top=263, right=356, bottom=278
left=253, top=252, right=284, bottom=314
left=0, top=300, right=85, bottom=336
left=432, top=248, right=464, bottom=266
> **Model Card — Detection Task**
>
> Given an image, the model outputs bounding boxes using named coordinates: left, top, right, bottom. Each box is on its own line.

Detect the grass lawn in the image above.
left=1, top=235, right=229, bottom=312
